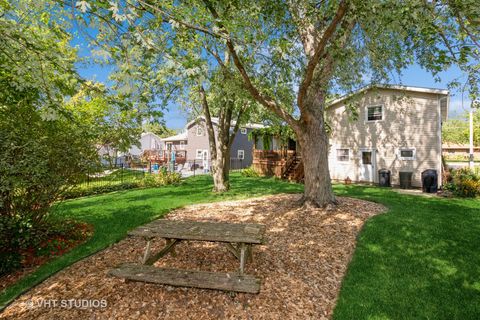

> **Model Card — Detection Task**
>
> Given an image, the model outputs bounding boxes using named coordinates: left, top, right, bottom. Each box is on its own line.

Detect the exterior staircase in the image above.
left=281, top=153, right=304, bottom=183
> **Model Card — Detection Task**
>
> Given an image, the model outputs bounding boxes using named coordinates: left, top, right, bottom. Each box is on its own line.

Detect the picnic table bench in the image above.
left=109, top=220, right=266, bottom=293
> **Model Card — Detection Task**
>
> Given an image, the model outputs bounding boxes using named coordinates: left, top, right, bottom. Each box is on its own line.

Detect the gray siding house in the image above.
left=162, top=116, right=264, bottom=169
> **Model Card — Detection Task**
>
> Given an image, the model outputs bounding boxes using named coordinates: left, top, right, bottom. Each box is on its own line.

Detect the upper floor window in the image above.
left=179, top=141, right=186, bottom=150
left=398, top=148, right=416, bottom=160
left=366, top=105, right=383, bottom=121
left=240, top=128, right=247, bottom=135
left=238, top=149, right=245, bottom=160
left=336, top=149, right=350, bottom=162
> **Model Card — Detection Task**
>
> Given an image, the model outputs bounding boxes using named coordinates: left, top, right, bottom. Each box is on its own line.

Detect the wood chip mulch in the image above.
left=0, top=194, right=386, bottom=320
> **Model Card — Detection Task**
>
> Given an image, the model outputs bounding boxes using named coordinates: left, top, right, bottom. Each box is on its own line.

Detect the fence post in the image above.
left=193, top=159, right=195, bottom=177
left=121, top=163, right=124, bottom=183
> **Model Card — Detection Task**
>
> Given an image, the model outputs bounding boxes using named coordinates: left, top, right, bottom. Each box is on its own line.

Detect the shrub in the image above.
left=241, top=167, right=260, bottom=177
left=62, top=182, right=140, bottom=199
left=448, top=168, right=480, bottom=198
left=139, top=171, right=182, bottom=188
left=0, top=216, right=92, bottom=275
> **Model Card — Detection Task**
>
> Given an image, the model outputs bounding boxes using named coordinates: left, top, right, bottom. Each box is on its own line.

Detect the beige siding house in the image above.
left=326, top=85, right=449, bottom=188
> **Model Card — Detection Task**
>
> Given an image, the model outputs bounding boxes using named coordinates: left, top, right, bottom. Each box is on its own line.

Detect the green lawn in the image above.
left=332, top=184, right=480, bottom=320
left=1, top=175, right=479, bottom=319
left=0, top=174, right=301, bottom=309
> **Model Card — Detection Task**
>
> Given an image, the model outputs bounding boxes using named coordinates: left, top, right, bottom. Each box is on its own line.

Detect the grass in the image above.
left=332, top=184, right=480, bottom=320
left=2, top=175, right=479, bottom=319
left=0, top=173, right=301, bottom=309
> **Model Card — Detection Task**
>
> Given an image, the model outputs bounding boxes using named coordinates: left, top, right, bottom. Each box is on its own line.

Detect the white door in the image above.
left=359, top=149, right=375, bottom=182
left=202, top=150, right=209, bottom=171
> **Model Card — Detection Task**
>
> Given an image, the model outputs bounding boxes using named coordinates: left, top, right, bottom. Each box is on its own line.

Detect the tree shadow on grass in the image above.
left=332, top=185, right=480, bottom=320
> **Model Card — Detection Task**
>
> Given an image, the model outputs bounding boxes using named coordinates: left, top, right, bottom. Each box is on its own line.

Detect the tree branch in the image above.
left=297, top=0, right=349, bottom=110
left=198, top=84, right=217, bottom=159
left=202, top=0, right=299, bottom=130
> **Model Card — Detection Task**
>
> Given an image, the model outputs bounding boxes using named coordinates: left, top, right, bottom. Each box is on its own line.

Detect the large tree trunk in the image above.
left=295, top=100, right=336, bottom=208
left=211, top=142, right=231, bottom=192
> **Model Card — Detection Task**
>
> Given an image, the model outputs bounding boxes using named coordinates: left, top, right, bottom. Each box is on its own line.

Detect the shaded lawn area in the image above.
left=332, top=184, right=480, bottom=320
left=1, top=176, right=479, bottom=319
left=0, top=174, right=302, bottom=309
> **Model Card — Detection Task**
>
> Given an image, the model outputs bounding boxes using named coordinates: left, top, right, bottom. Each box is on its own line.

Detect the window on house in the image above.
left=196, top=126, right=204, bottom=136
left=362, top=151, right=372, bottom=165
left=179, top=141, right=185, bottom=150
left=367, top=105, right=383, bottom=121
left=166, top=142, right=172, bottom=150
left=196, top=149, right=203, bottom=159
left=240, top=128, right=247, bottom=135
left=238, top=149, right=245, bottom=160
left=398, top=148, right=416, bottom=160
left=336, top=149, right=350, bottom=162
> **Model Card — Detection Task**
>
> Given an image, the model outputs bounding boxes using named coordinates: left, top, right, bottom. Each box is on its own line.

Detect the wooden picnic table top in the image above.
left=128, top=219, right=266, bottom=244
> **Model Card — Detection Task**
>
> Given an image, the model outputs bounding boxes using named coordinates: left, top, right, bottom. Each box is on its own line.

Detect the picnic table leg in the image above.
left=239, top=243, right=246, bottom=275
left=166, top=238, right=176, bottom=257
left=142, top=239, right=152, bottom=264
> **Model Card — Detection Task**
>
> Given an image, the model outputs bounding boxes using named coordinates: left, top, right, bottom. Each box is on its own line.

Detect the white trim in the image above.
left=397, top=147, right=416, bottom=160
left=195, top=149, right=203, bottom=159
left=179, top=140, right=186, bottom=150
left=365, top=104, right=384, bottom=122
left=437, top=97, right=443, bottom=186
left=237, top=149, right=245, bottom=159
left=240, top=128, right=247, bottom=135
left=336, top=148, right=350, bottom=163
left=359, top=148, right=377, bottom=183
left=328, top=84, right=449, bottom=107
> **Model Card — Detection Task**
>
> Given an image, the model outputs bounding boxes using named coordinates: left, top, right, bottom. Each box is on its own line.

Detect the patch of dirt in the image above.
left=1, top=194, right=386, bottom=320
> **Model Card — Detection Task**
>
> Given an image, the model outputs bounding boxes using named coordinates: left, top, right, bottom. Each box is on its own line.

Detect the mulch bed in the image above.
left=0, top=194, right=386, bottom=320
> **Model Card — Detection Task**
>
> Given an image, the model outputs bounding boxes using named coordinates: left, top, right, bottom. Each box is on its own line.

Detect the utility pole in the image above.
left=469, top=105, right=475, bottom=169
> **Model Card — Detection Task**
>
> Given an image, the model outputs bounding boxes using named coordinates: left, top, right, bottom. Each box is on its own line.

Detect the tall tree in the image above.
left=70, top=0, right=479, bottom=206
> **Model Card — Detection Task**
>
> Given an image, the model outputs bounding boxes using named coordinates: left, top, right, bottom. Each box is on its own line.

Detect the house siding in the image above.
left=184, top=120, right=254, bottom=166
left=326, top=88, right=445, bottom=188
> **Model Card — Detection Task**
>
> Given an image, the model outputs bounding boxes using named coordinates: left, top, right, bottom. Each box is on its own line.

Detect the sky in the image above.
left=75, top=45, right=472, bottom=130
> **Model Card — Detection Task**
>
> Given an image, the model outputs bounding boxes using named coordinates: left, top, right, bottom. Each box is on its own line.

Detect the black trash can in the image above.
left=378, top=169, right=391, bottom=187
left=421, top=169, right=438, bottom=193
left=399, top=171, right=413, bottom=189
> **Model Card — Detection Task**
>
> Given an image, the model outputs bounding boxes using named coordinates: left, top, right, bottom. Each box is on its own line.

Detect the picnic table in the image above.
left=109, top=220, right=266, bottom=293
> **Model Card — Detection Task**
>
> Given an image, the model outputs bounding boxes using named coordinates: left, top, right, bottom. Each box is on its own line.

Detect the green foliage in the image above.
left=63, top=171, right=182, bottom=199
left=249, top=126, right=296, bottom=150
left=442, top=111, right=480, bottom=146
left=444, top=168, right=480, bottom=197
left=0, top=214, right=92, bottom=276
left=139, top=171, right=182, bottom=188
left=241, top=167, right=260, bottom=177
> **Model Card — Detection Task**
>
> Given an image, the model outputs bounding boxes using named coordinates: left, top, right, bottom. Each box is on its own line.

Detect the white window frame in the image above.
left=365, top=105, right=384, bottom=122
left=336, top=148, right=350, bottom=162
left=196, top=125, right=204, bottom=136
left=240, top=128, right=247, bottom=135
left=179, top=141, right=186, bottom=150
left=166, top=142, right=172, bottom=150
left=237, top=149, right=245, bottom=160
left=398, top=147, right=416, bottom=160
left=196, top=149, right=203, bottom=159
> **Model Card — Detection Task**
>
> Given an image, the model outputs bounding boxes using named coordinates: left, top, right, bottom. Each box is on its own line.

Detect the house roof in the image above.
left=185, top=116, right=266, bottom=130
left=161, top=131, right=188, bottom=142
left=141, top=132, right=163, bottom=141
left=327, top=84, right=450, bottom=107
